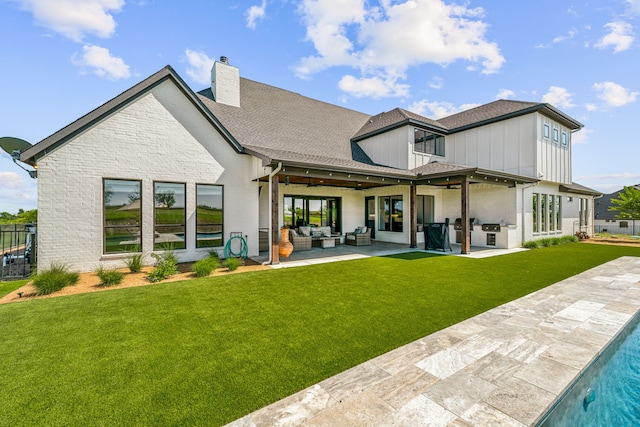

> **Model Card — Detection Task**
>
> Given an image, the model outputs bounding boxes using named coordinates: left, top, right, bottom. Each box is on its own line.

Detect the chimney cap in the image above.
left=220, top=56, right=229, bottom=64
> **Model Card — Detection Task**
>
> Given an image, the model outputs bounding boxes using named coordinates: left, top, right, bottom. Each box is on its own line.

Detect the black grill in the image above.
left=481, top=223, right=501, bottom=232
left=453, top=218, right=475, bottom=231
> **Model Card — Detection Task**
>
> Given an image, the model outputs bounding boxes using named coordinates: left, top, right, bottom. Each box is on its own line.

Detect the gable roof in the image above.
left=439, top=100, right=583, bottom=132
left=352, top=108, right=445, bottom=141
left=21, top=65, right=242, bottom=165
left=350, top=100, right=583, bottom=143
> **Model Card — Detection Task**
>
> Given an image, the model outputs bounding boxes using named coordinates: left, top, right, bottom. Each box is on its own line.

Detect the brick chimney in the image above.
left=211, top=56, right=240, bottom=107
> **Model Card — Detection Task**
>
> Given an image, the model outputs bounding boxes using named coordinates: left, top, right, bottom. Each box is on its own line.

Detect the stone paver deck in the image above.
left=226, top=256, right=640, bottom=427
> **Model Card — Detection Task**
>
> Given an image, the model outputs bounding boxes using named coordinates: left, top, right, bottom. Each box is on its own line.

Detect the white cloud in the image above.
left=338, top=74, right=409, bottom=98
left=428, top=77, right=443, bottom=90
left=594, top=21, right=634, bottom=53
left=0, top=171, right=29, bottom=190
left=496, top=89, right=515, bottom=99
left=407, top=99, right=479, bottom=119
left=246, top=0, right=267, bottom=30
left=72, top=45, right=130, bottom=80
left=15, top=0, right=124, bottom=42
left=542, top=86, right=575, bottom=109
left=0, top=171, right=37, bottom=211
left=593, top=81, right=639, bottom=107
left=551, top=28, right=577, bottom=44
left=184, top=49, right=214, bottom=86
left=571, top=128, right=591, bottom=144
left=628, top=0, right=640, bottom=15
left=295, top=0, right=504, bottom=98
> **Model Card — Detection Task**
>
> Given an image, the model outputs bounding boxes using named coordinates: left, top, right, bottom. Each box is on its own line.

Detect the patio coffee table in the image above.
left=320, top=237, right=335, bottom=248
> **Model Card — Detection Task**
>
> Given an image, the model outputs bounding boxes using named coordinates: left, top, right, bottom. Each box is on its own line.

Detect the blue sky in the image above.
left=1, top=0, right=639, bottom=213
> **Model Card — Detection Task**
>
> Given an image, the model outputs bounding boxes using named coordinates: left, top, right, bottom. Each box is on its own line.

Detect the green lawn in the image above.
left=0, top=278, right=29, bottom=297
left=1, top=244, right=639, bottom=426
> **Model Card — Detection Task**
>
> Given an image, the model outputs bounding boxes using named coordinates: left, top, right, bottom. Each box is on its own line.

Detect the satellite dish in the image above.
left=0, top=136, right=37, bottom=178
left=0, top=136, right=32, bottom=158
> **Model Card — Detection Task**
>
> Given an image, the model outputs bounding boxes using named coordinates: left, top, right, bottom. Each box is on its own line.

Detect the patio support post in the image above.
left=271, top=173, right=280, bottom=264
left=410, top=183, right=417, bottom=248
left=461, top=176, right=470, bottom=254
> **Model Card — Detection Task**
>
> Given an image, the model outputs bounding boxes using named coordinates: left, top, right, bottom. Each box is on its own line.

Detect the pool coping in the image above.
left=226, top=256, right=640, bottom=426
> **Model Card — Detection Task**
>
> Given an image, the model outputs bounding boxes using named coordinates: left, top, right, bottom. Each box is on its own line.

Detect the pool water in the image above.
left=538, top=312, right=640, bottom=426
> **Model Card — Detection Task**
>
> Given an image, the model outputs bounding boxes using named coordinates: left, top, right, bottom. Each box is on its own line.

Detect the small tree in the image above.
left=609, top=186, right=640, bottom=221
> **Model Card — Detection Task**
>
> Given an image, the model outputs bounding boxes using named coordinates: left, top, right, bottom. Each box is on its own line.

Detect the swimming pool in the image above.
left=537, top=311, right=640, bottom=426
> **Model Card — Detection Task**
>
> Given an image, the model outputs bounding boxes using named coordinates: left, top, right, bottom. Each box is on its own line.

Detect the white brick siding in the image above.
left=36, top=80, right=259, bottom=272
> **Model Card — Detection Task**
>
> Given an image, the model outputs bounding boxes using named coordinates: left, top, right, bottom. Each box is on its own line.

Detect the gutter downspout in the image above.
left=262, top=162, right=282, bottom=265
left=521, top=181, right=539, bottom=245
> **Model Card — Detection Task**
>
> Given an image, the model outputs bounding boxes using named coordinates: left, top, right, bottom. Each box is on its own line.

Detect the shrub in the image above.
left=522, top=240, right=539, bottom=249
left=559, top=235, right=579, bottom=245
left=95, top=266, right=124, bottom=287
left=224, top=257, right=241, bottom=272
left=147, top=252, right=179, bottom=283
left=125, top=252, right=144, bottom=273
left=32, top=263, right=79, bottom=295
left=523, top=235, right=580, bottom=249
left=191, top=257, right=218, bottom=278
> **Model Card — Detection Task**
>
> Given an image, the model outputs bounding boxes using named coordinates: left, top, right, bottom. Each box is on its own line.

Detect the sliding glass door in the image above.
left=283, top=195, right=341, bottom=232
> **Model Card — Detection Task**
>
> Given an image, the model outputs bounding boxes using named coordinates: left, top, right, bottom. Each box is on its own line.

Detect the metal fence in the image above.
left=594, top=223, right=640, bottom=236
left=1, top=224, right=36, bottom=280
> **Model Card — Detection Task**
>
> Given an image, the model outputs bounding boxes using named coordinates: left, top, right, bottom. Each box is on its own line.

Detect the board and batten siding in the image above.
left=36, top=79, right=259, bottom=272
left=444, top=114, right=537, bottom=179
left=537, top=113, right=572, bottom=185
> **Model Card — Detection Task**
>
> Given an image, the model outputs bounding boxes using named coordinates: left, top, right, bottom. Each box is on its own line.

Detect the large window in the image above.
left=196, top=184, right=223, bottom=248
left=154, top=182, right=186, bottom=250
left=414, top=129, right=445, bottom=156
left=556, top=196, right=562, bottom=231
left=417, top=195, right=434, bottom=231
left=541, top=194, right=547, bottom=232
left=533, top=193, right=562, bottom=234
left=283, top=196, right=341, bottom=231
left=103, top=179, right=142, bottom=254
left=379, top=196, right=403, bottom=232
left=549, top=195, right=555, bottom=231
left=533, top=193, right=539, bottom=233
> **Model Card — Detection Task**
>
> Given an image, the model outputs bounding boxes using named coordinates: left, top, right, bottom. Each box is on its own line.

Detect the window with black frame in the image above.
left=196, top=184, right=223, bottom=248
left=379, top=195, right=403, bottom=232
left=414, top=129, right=445, bottom=156
left=103, top=178, right=142, bottom=254
left=154, top=182, right=186, bottom=250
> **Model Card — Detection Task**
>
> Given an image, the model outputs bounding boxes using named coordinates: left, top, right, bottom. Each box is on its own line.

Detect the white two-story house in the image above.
left=20, top=57, right=599, bottom=272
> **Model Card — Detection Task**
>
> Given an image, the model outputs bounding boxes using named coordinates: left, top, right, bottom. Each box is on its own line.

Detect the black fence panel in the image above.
left=1, top=224, right=37, bottom=280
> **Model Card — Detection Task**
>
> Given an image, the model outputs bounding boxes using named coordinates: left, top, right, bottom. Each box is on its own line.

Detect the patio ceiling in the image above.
left=257, top=163, right=537, bottom=190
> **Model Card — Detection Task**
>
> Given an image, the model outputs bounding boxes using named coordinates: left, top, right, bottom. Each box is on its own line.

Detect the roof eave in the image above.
left=21, top=65, right=243, bottom=164
left=352, top=118, right=448, bottom=143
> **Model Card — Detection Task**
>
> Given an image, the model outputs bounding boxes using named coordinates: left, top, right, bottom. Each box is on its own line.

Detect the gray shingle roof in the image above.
left=438, top=100, right=540, bottom=129
left=352, top=108, right=445, bottom=140
left=197, top=80, right=372, bottom=169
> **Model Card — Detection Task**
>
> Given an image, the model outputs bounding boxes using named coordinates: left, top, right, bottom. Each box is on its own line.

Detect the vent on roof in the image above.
left=220, top=56, right=229, bottom=64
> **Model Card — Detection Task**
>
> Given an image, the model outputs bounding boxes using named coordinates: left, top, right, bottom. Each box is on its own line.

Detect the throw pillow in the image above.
left=299, top=226, right=311, bottom=236
left=353, top=228, right=361, bottom=234
left=358, top=226, right=368, bottom=234
left=312, top=230, right=322, bottom=238
left=322, top=228, right=331, bottom=237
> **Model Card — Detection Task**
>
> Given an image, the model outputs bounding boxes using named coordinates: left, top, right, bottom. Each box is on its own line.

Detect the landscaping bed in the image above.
left=0, top=260, right=269, bottom=304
